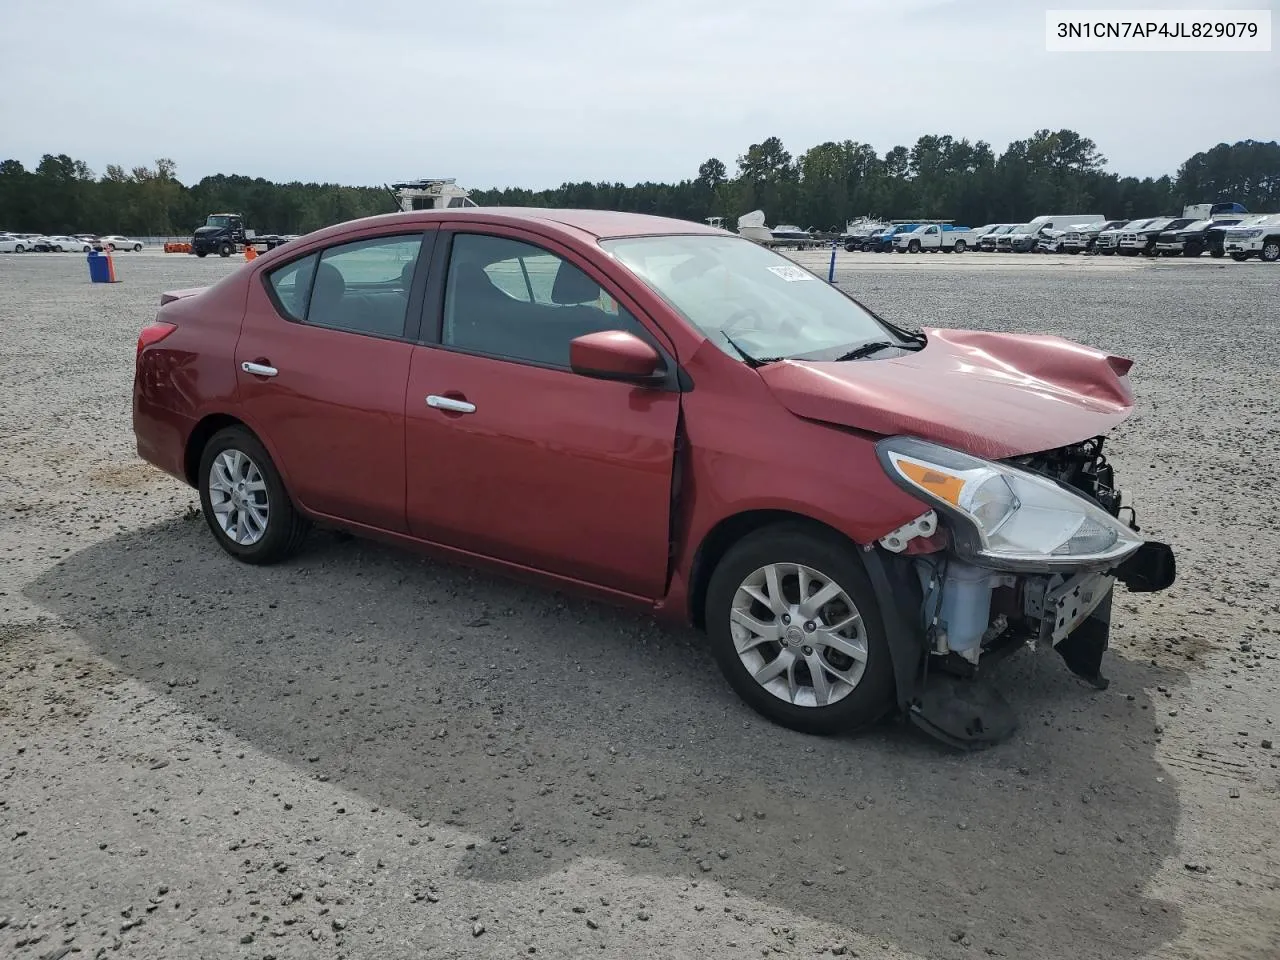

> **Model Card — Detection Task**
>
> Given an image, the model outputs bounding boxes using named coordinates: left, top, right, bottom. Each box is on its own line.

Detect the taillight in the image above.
left=137, top=320, right=177, bottom=357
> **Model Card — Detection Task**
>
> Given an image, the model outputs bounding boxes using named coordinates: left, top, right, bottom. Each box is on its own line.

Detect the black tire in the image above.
left=196, top=250, right=208, bottom=258
left=14, top=244, right=24, bottom=253
left=907, top=239, right=920, bottom=253
left=705, top=523, right=895, bottom=735
left=133, top=243, right=142, bottom=252
left=953, top=239, right=966, bottom=253
left=1261, top=239, right=1280, bottom=263
left=1183, top=241, right=1202, bottom=258
left=845, top=241, right=857, bottom=252
left=219, top=242, right=233, bottom=257
left=197, top=426, right=309, bottom=564
left=1230, top=252, right=1249, bottom=262
left=1209, top=244, right=1224, bottom=258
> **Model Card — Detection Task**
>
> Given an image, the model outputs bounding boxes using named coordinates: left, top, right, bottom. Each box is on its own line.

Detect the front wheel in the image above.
left=705, top=525, right=894, bottom=735
left=1261, top=239, right=1280, bottom=263
left=1230, top=252, right=1249, bottom=262
left=908, top=240, right=920, bottom=253
left=218, top=242, right=233, bottom=257
left=133, top=243, right=142, bottom=252
left=198, top=426, right=309, bottom=564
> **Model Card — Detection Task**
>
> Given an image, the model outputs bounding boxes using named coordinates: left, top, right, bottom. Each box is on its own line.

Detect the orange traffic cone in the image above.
left=244, top=244, right=258, bottom=261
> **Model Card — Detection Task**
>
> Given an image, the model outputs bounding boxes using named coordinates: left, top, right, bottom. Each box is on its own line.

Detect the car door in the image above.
left=403, top=226, right=682, bottom=599
left=234, top=228, right=435, bottom=533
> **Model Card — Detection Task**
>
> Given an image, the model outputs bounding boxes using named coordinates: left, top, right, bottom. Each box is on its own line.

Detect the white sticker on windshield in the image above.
left=766, top=264, right=816, bottom=282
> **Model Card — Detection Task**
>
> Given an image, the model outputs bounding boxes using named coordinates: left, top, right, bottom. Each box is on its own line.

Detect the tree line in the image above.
left=2, top=132, right=1276, bottom=238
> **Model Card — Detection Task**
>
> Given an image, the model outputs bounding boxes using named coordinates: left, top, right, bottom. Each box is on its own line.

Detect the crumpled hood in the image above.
left=757, top=328, right=1135, bottom=459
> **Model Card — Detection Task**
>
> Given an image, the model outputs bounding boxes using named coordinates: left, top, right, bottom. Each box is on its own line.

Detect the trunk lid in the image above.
left=757, top=328, right=1134, bottom=459
left=160, top=287, right=207, bottom=305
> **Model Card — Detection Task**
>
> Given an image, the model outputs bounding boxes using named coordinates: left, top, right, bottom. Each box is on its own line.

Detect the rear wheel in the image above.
left=196, top=250, right=208, bottom=258
left=705, top=524, right=894, bottom=735
left=953, top=239, right=966, bottom=253
left=198, top=426, right=309, bottom=564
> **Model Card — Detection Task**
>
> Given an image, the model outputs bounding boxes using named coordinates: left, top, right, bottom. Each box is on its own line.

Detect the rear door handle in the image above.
left=426, top=395, right=475, bottom=414
left=242, top=361, right=278, bottom=377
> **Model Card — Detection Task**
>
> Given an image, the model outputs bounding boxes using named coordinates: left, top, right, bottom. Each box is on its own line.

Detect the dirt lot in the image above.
left=2, top=249, right=1277, bottom=960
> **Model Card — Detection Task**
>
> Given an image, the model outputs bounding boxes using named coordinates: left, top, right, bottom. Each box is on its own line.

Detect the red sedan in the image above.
left=133, top=209, right=1175, bottom=747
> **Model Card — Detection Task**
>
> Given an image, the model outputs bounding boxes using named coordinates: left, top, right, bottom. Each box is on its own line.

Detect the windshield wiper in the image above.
left=720, top=331, right=784, bottom=368
left=834, top=341, right=899, bottom=361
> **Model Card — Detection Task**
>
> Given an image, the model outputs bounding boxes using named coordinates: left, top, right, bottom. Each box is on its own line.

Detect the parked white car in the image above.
left=97, top=235, right=144, bottom=252
left=47, top=235, right=93, bottom=252
left=0, top=233, right=39, bottom=252
left=1224, top=213, right=1280, bottom=262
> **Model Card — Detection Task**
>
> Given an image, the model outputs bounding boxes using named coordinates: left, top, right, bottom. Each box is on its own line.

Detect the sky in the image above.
left=2, top=0, right=1276, bottom=189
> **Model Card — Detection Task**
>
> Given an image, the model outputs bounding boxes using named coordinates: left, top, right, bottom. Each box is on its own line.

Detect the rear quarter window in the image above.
left=266, top=254, right=319, bottom=321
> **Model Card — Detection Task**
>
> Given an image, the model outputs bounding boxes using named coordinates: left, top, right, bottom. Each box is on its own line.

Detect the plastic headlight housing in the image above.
left=876, top=437, right=1143, bottom=570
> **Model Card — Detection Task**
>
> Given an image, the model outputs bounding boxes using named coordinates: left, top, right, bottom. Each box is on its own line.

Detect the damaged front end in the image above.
left=870, top=435, right=1176, bottom=750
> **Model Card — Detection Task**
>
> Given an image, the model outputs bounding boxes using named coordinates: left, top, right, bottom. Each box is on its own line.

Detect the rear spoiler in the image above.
left=160, top=287, right=207, bottom=305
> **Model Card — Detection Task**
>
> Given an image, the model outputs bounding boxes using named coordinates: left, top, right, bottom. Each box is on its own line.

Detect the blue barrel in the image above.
left=87, top=250, right=112, bottom=283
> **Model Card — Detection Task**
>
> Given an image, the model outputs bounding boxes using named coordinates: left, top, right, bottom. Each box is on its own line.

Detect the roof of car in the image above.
left=351, top=208, right=728, bottom=240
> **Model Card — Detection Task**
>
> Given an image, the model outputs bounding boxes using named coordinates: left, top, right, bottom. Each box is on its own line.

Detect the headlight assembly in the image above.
left=876, top=436, right=1143, bottom=571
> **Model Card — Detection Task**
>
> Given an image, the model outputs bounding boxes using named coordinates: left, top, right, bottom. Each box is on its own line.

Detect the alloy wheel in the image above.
left=730, top=562, right=867, bottom=708
left=207, top=449, right=270, bottom=545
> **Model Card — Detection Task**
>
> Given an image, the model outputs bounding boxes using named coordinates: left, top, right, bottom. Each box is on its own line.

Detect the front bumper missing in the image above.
left=865, top=536, right=1177, bottom=752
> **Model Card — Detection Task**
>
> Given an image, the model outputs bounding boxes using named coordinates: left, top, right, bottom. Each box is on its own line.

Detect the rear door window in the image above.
left=264, top=234, right=426, bottom=338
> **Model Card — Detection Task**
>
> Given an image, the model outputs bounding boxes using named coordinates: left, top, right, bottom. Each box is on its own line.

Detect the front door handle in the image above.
left=426, top=394, right=476, bottom=414
left=242, top=361, right=278, bottom=378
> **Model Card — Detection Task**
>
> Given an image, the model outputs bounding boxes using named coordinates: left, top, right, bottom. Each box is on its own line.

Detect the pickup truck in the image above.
left=1116, top=218, right=1177, bottom=255
left=869, top=224, right=918, bottom=253
left=1224, top=213, right=1280, bottom=262
left=892, top=223, right=973, bottom=253
left=1058, top=220, right=1128, bottom=254
left=978, top=225, right=1016, bottom=251
left=1153, top=217, right=1243, bottom=257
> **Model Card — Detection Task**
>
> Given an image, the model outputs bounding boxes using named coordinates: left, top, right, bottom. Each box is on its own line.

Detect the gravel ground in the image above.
left=2, top=249, right=1277, bottom=960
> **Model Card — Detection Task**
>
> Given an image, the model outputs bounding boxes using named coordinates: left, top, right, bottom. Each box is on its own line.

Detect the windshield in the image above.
left=601, top=234, right=899, bottom=363
left=206, top=215, right=234, bottom=228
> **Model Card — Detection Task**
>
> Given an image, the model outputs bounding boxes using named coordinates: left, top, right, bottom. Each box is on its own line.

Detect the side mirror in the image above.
left=569, top=330, right=663, bottom=383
